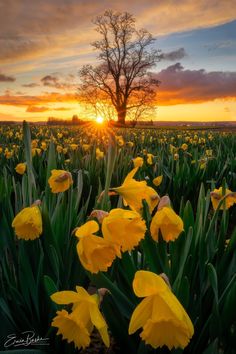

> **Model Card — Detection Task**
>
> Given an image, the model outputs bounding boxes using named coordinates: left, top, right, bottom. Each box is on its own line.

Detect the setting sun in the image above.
left=96, top=116, right=104, bottom=124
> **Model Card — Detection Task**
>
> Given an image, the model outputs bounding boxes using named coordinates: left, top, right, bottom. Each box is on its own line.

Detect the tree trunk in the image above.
left=117, top=107, right=126, bottom=125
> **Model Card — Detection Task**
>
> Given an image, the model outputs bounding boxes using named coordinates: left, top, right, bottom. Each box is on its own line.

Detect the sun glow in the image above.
left=96, top=116, right=104, bottom=124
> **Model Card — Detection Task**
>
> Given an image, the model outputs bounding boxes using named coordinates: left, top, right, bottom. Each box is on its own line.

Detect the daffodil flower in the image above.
left=102, top=208, right=146, bottom=253
left=75, top=220, right=119, bottom=273
left=15, top=162, right=27, bottom=175
left=132, top=157, right=144, bottom=168
left=129, top=271, right=194, bottom=350
left=210, top=187, right=236, bottom=210
left=48, top=169, right=73, bottom=193
left=12, top=204, right=42, bottom=240
left=51, top=286, right=110, bottom=349
left=112, top=167, right=159, bottom=214
left=153, top=175, right=163, bottom=187
left=150, top=196, right=184, bottom=242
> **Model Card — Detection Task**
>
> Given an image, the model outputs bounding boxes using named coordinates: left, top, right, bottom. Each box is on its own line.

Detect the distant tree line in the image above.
left=47, top=115, right=89, bottom=126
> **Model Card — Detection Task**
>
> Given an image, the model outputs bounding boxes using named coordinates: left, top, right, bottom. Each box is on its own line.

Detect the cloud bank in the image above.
left=0, top=73, right=15, bottom=82
left=0, top=0, right=235, bottom=64
left=155, top=63, right=236, bottom=105
left=0, top=64, right=236, bottom=109
left=159, top=48, right=187, bottom=61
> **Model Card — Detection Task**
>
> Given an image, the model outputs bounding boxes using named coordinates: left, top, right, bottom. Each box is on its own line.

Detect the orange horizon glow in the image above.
left=0, top=98, right=236, bottom=122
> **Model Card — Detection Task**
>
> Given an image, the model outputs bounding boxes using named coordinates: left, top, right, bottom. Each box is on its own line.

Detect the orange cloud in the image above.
left=155, top=64, right=236, bottom=105
left=26, top=105, right=72, bottom=112
left=26, top=106, right=71, bottom=113
left=0, top=92, right=77, bottom=107
left=26, top=106, right=49, bottom=112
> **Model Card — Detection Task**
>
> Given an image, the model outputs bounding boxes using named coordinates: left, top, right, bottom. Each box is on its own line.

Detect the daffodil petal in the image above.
left=51, top=291, right=81, bottom=305
left=89, top=302, right=110, bottom=347
left=124, top=167, right=139, bottom=182
left=75, top=220, right=99, bottom=238
left=158, top=291, right=194, bottom=335
left=128, top=296, right=153, bottom=334
left=133, top=270, right=169, bottom=297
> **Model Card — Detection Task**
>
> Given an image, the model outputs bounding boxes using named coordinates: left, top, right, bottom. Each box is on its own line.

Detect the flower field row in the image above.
left=0, top=122, right=235, bottom=353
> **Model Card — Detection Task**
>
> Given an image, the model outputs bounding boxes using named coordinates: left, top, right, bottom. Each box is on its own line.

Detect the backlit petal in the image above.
left=133, top=271, right=169, bottom=297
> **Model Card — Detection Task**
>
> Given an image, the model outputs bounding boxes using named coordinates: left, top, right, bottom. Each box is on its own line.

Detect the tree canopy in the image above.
left=79, top=10, right=160, bottom=124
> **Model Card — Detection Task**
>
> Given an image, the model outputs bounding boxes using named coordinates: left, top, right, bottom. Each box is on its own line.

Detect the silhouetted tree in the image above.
left=72, top=114, right=79, bottom=124
left=79, top=10, right=160, bottom=125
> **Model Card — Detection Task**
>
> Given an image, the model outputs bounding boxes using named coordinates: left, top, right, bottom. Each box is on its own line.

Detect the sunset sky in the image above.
left=0, top=0, right=236, bottom=122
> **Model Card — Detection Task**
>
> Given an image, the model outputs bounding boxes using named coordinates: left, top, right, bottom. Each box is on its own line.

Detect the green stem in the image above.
left=141, top=232, right=163, bottom=274
left=101, top=132, right=117, bottom=210
left=89, top=271, right=135, bottom=318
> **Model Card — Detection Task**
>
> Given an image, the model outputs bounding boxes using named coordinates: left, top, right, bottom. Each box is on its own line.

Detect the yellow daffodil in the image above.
left=205, top=149, right=213, bottom=157
left=48, top=169, right=73, bottom=193
left=5, top=150, right=13, bottom=159
left=170, top=144, right=177, bottom=154
left=15, top=162, right=27, bottom=175
left=153, top=175, right=163, bottom=187
left=52, top=309, right=90, bottom=349
left=127, top=141, right=134, bottom=148
left=96, top=148, right=104, bottom=160
left=150, top=198, right=183, bottom=242
left=112, top=167, right=159, bottom=214
left=51, top=286, right=109, bottom=350
left=56, top=145, right=63, bottom=153
left=70, top=144, right=78, bottom=151
left=40, top=141, right=47, bottom=151
left=132, top=157, right=144, bottom=168
left=129, top=271, right=194, bottom=350
left=32, top=148, right=41, bottom=157
left=210, top=187, right=236, bottom=210
left=75, top=220, right=119, bottom=273
left=199, top=159, right=207, bottom=170
left=174, top=153, right=179, bottom=160
left=147, top=153, right=154, bottom=165
left=82, top=144, right=90, bottom=152
left=102, top=208, right=146, bottom=253
left=12, top=205, right=42, bottom=240
left=199, top=138, right=206, bottom=144
left=31, top=139, right=38, bottom=148
left=181, top=143, right=188, bottom=151
left=117, top=137, right=124, bottom=147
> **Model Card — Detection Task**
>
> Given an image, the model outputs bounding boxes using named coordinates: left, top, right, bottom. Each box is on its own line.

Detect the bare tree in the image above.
left=78, top=10, right=160, bottom=125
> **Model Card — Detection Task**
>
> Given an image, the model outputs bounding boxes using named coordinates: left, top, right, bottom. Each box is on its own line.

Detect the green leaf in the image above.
left=23, top=121, right=36, bottom=204
left=101, top=293, right=137, bottom=354
left=173, top=227, right=193, bottom=295
left=202, top=339, right=219, bottom=354
left=178, top=276, right=190, bottom=309
left=0, top=298, right=16, bottom=328
left=43, top=275, right=58, bottom=298
left=207, top=263, right=218, bottom=304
